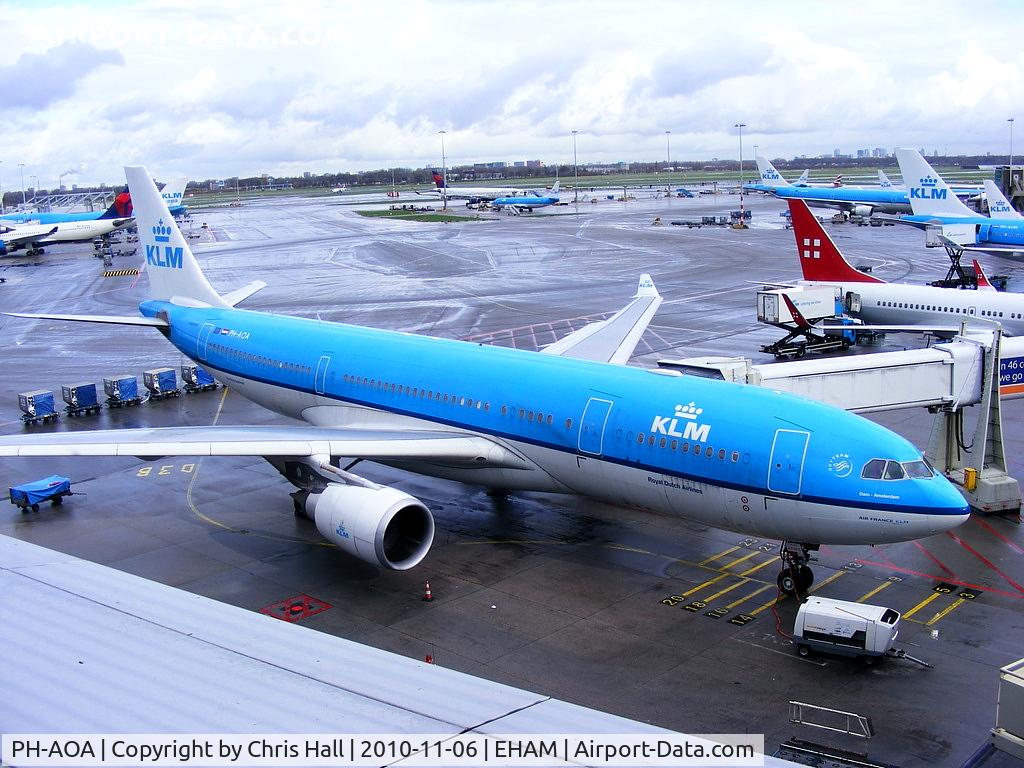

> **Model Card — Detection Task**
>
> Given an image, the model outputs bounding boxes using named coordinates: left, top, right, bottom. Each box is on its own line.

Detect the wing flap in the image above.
left=0, top=425, right=531, bottom=468
left=543, top=274, right=662, bottom=364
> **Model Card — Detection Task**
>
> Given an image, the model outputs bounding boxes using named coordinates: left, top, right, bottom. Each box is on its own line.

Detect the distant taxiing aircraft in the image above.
left=788, top=199, right=1024, bottom=335
left=895, top=148, right=1024, bottom=255
left=0, top=167, right=970, bottom=595
left=491, top=181, right=560, bottom=213
left=415, top=171, right=554, bottom=203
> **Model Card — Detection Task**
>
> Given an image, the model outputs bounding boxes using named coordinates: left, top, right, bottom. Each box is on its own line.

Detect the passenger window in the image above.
left=704, top=446, right=713, bottom=457
left=861, top=459, right=885, bottom=479
left=884, top=461, right=906, bottom=480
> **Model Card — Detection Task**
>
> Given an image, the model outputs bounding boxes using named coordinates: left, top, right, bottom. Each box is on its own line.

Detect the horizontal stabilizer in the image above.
left=543, top=274, right=662, bottom=364
left=0, top=425, right=531, bottom=468
left=222, top=280, right=267, bottom=307
left=3, top=312, right=168, bottom=328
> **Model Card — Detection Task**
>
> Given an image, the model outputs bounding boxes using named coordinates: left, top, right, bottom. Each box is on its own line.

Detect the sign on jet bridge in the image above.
left=1000, top=356, right=1024, bottom=396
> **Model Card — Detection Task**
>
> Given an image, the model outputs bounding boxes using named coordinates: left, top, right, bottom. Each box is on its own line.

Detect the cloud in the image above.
left=1, top=41, right=124, bottom=110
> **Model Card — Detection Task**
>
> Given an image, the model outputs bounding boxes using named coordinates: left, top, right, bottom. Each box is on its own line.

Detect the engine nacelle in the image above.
left=851, top=205, right=874, bottom=218
left=305, top=483, right=434, bottom=570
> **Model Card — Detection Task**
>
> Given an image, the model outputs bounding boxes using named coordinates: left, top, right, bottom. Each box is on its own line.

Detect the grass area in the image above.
left=355, top=209, right=477, bottom=223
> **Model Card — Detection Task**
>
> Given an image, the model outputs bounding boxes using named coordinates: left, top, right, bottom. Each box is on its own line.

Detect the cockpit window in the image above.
left=861, top=459, right=885, bottom=479
left=883, top=461, right=906, bottom=480
left=902, top=460, right=934, bottom=479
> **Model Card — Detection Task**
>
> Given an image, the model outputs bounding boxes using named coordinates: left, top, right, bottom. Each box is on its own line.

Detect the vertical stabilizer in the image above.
left=788, top=200, right=884, bottom=284
left=125, top=166, right=228, bottom=307
left=973, top=259, right=997, bottom=292
left=895, top=149, right=977, bottom=218
left=794, top=170, right=809, bottom=186
left=878, top=170, right=894, bottom=189
left=755, top=156, right=789, bottom=186
left=160, top=177, right=189, bottom=210
left=983, top=179, right=1022, bottom=220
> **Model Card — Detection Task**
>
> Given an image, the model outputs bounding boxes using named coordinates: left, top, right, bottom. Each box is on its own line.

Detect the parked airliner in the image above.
left=416, top=171, right=553, bottom=203
left=0, top=215, right=134, bottom=256
left=894, top=149, right=1024, bottom=255
left=788, top=199, right=1024, bottom=335
left=0, top=192, right=133, bottom=225
left=0, top=167, right=970, bottom=594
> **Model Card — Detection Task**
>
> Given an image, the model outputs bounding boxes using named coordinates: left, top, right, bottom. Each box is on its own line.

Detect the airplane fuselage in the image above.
left=141, top=299, right=969, bottom=545
left=801, top=279, right=1024, bottom=335
left=772, top=186, right=912, bottom=214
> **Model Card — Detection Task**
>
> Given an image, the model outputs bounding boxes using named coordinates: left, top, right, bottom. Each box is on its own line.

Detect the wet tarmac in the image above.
left=2, top=192, right=1023, bottom=767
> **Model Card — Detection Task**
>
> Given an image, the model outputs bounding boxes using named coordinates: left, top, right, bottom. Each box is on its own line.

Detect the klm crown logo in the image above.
left=910, top=175, right=947, bottom=200
left=152, top=220, right=172, bottom=243
left=674, top=402, right=703, bottom=420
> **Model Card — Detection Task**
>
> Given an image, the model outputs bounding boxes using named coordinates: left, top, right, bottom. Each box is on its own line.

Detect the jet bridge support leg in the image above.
left=926, top=329, right=1021, bottom=515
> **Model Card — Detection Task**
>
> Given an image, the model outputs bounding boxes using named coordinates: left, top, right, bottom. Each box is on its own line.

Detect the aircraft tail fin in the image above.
left=160, top=177, right=189, bottom=210
left=794, top=169, right=809, bottom=186
left=781, top=293, right=812, bottom=329
left=878, top=170, right=894, bottom=189
left=755, top=155, right=788, bottom=186
left=98, top=190, right=134, bottom=219
left=550, top=180, right=560, bottom=195
left=125, top=166, right=228, bottom=308
left=983, top=179, right=1021, bottom=219
left=973, top=259, right=997, bottom=292
left=431, top=170, right=446, bottom=189
left=895, top=148, right=978, bottom=218
left=788, top=200, right=884, bottom=284
left=832, top=175, right=843, bottom=187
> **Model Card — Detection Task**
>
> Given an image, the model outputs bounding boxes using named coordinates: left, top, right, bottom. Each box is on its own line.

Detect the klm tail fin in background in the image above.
left=125, top=166, right=227, bottom=308
left=895, top=149, right=977, bottom=218
left=878, top=170, right=895, bottom=189
left=160, top=177, right=189, bottom=211
left=983, top=180, right=1022, bottom=220
left=550, top=180, right=560, bottom=195
left=794, top=170, right=809, bottom=186
left=755, top=156, right=788, bottom=186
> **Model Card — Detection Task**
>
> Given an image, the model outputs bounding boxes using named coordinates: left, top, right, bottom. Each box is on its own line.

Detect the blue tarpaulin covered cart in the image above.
left=9, top=476, right=72, bottom=512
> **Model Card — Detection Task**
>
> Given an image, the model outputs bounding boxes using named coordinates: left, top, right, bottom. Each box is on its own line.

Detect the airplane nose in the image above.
left=928, top=481, right=971, bottom=534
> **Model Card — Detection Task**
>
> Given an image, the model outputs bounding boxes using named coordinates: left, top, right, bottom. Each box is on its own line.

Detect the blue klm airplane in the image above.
left=0, top=167, right=969, bottom=594
left=0, top=178, right=187, bottom=225
left=491, top=181, right=560, bottom=213
left=895, top=148, right=1024, bottom=255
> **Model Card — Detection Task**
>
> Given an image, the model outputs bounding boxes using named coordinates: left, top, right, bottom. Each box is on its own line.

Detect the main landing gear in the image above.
left=778, top=542, right=818, bottom=596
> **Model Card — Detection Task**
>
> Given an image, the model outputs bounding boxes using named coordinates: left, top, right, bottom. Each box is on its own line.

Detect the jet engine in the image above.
left=851, top=205, right=874, bottom=218
left=303, top=483, right=434, bottom=570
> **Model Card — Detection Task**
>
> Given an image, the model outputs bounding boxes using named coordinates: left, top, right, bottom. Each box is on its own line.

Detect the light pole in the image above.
left=735, top=122, right=746, bottom=220
left=1007, top=117, right=1015, bottom=176
left=665, top=130, right=671, bottom=192
left=438, top=130, right=447, bottom=211
left=18, top=163, right=25, bottom=205
left=31, top=175, right=38, bottom=196
left=571, top=130, right=579, bottom=205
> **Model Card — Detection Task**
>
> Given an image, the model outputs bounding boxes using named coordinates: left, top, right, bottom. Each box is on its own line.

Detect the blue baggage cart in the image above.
left=62, top=382, right=102, bottom=417
left=104, top=374, right=141, bottom=407
left=143, top=367, right=180, bottom=400
left=181, top=363, right=218, bottom=393
left=9, top=475, right=72, bottom=512
left=18, top=390, right=58, bottom=426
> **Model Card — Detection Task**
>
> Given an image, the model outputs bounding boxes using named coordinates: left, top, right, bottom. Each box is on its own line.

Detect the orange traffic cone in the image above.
left=422, top=580, right=433, bottom=602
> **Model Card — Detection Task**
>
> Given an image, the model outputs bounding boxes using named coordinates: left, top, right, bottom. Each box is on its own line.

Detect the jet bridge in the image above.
left=659, top=327, right=1024, bottom=514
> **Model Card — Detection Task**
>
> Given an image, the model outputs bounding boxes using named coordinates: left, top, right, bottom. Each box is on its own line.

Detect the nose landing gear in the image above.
left=778, top=542, right=818, bottom=596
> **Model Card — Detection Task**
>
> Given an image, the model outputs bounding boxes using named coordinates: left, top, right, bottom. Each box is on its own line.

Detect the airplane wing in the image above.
left=946, top=242, right=1024, bottom=257
left=1, top=225, right=58, bottom=248
left=542, top=274, right=662, bottom=364
left=0, top=425, right=531, bottom=468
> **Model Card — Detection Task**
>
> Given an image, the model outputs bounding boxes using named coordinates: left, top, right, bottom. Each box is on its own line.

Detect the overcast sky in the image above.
left=1, top=0, right=1022, bottom=188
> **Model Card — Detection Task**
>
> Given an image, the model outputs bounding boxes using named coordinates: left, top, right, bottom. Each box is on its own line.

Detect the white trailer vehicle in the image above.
left=793, top=597, right=900, bottom=662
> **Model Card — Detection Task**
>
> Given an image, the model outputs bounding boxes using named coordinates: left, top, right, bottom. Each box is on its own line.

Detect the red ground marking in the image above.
left=912, top=540, right=955, bottom=577
left=945, top=532, right=1024, bottom=596
left=259, top=594, right=333, bottom=623
left=972, top=517, right=1024, bottom=555
left=854, top=558, right=1024, bottom=600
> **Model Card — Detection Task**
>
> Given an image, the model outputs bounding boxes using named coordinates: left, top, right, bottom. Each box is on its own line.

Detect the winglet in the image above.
left=635, top=273, right=659, bottom=298
left=788, top=200, right=884, bottom=284
left=973, top=259, right=996, bottom=292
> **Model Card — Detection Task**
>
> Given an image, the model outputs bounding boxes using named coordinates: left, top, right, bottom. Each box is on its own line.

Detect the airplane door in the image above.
left=767, top=429, right=809, bottom=495
left=578, top=397, right=614, bottom=456
left=197, top=323, right=215, bottom=360
left=314, top=355, right=331, bottom=395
